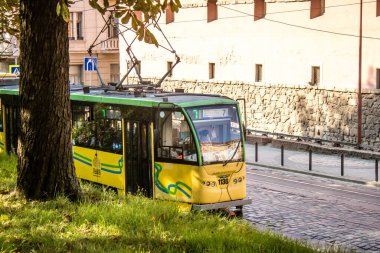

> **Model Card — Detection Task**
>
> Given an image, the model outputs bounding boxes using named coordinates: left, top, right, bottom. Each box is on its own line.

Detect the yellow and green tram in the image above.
left=0, top=83, right=251, bottom=214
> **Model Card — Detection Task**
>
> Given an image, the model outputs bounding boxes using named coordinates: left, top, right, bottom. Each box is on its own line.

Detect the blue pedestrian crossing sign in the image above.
left=84, top=57, right=97, bottom=71
left=8, top=65, right=20, bottom=76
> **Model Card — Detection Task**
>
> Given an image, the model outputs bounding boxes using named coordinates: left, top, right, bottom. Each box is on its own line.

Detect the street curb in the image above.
left=247, top=162, right=380, bottom=188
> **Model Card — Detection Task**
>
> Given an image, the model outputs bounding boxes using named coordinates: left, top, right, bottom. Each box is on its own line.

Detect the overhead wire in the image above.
left=220, top=5, right=380, bottom=41
left=86, top=5, right=180, bottom=87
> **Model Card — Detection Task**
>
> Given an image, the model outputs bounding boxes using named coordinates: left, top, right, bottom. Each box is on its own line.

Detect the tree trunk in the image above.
left=17, top=0, right=81, bottom=200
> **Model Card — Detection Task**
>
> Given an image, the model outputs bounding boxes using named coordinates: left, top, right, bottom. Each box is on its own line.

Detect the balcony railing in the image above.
left=101, top=37, right=119, bottom=51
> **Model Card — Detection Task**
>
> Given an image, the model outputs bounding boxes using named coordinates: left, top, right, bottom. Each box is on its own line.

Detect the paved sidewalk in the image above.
left=245, top=143, right=380, bottom=186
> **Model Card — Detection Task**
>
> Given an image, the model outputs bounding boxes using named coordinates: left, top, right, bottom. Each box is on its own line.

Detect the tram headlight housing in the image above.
left=211, top=181, right=216, bottom=187
left=238, top=177, right=242, bottom=182
left=233, top=178, right=238, bottom=184
left=206, top=181, right=210, bottom=186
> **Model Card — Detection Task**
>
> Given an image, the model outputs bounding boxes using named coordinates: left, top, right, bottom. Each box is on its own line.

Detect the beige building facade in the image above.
left=69, top=0, right=119, bottom=86
left=119, top=0, right=380, bottom=90
left=0, top=34, right=18, bottom=74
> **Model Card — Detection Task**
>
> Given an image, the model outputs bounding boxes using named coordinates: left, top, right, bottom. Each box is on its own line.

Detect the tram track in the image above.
left=244, top=169, right=380, bottom=231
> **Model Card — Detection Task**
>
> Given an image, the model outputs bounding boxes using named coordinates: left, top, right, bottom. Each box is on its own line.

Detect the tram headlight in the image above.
left=233, top=179, right=238, bottom=184
left=202, top=181, right=205, bottom=185
left=211, top=181, right=216, bottom=187
left=206, top=181, right=210, bottom=186
left=238, top=177, right=242, bottom=182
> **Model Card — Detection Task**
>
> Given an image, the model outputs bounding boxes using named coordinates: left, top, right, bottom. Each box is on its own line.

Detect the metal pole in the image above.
left=255, top=142, right=258, bottom=162
left=357, top=0, right=363, bottom=145
left=309, top=150, right=312, bottom=171
left=281, top=145, right=284, bottom=166
left=376, top=159, right=378, bottom=182
left=341, top=154, right=344, bottom=176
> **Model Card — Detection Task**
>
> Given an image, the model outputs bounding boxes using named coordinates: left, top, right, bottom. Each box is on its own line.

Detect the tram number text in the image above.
left=218, top=178, right=229, bottom=185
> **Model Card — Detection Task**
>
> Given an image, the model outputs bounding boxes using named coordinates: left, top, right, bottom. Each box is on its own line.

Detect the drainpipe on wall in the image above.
left=357, top=0, right=363, bottom=146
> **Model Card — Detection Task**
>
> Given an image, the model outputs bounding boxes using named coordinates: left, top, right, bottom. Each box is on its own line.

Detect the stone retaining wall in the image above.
left=159, top=80, right=380, bottom=150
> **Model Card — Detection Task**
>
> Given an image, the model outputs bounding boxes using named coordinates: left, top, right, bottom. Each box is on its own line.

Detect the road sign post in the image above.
left=84, top=57, right=99, bottom=86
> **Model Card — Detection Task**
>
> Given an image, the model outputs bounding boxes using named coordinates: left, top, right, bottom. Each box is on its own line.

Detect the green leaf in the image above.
left=144, top=29, right=158, bottom=47
left=120, top=12, right=131, bottom=24
left=61, top=2, right=70, bottom=22
left=104, top=0, right=109, bottom=9
left=138, top=27, right=144, bottom=41
left=56, top=2, right=62, bottom=16
left=89, top=0, right=105, bottom=15
left=131, top=15, right=138, bottom=30
left=175, top=0, right=182, bottom=9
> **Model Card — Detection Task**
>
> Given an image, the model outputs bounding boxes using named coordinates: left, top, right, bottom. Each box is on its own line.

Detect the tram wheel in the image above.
left=234, top=206, right=243, bottom=218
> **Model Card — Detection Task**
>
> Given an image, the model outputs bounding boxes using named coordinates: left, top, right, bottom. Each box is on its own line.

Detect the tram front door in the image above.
left=124, top=120, right=153, bottom=197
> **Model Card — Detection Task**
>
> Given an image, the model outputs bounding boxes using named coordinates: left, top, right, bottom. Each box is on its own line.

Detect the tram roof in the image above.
left=0, top=84, right=238, bottom=108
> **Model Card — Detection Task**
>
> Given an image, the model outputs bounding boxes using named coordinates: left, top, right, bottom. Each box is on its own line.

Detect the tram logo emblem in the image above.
left=93, top=153, right=101, bottom=177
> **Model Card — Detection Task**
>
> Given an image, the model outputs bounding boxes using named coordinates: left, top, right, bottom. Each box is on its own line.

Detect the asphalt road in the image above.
left=243, top=165, right=380, bottom=252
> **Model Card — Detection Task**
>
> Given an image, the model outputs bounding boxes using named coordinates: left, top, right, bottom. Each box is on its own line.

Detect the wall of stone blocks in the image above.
left=159, top=80, right=380, bottom=149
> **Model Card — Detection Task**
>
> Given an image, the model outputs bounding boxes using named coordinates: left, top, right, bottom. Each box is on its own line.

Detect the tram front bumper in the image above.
left=191, top=198, right=252, bottom=211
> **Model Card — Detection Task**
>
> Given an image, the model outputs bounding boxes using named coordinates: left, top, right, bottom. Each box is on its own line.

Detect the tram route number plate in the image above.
left=218, top=177, right=229, bottom=185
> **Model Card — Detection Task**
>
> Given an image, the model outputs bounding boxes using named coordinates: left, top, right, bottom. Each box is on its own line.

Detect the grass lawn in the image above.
left=0, top=154, right=336, bottom=252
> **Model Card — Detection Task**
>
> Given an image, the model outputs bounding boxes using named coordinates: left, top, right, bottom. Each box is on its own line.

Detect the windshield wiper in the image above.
left=223, top=140, right=241, bottom=166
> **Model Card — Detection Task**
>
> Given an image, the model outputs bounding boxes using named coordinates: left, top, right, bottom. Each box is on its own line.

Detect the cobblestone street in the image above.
left=244, top=166, right=380, bottom=252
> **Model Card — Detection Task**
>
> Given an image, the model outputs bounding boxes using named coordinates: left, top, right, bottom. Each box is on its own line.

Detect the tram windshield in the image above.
left=186, top=105, right=243, bottom=164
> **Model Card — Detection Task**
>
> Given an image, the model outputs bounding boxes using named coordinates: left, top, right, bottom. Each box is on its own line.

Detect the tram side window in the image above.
left=95, top=107, right=122, bottom=154
left=72, top=105, right=95, bottom=148
left=157, top=110, right=197, bottom=162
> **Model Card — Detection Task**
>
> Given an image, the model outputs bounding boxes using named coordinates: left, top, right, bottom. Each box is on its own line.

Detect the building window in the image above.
left=376, top=68, right=380, bottom=89
left=167, top=61, right=173, bottom=77
left=209, top=63, right=215, bottom=79
left=255, top=64, right=262, bottom=82
left=110, top=64, right=120, bottom=83
left=166, top=7, right=174, bottom=24
left=207, top=0, right=217, bottom=23
left=310, top=66, right=320, bottom=85
left=68, top=12, right=83, bottom=40
left=310, top=0, right=325, bottom=19
left=254, top=0, right=266, bottom=21
left=377, top=0, right=380, bottom=17
left=108, top=14, right=119, bottom=38
left=69, top=65, right=83, bottom=84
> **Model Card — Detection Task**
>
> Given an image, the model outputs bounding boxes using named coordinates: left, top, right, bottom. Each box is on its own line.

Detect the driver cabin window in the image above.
left=157, top=110, right=197, bottom=162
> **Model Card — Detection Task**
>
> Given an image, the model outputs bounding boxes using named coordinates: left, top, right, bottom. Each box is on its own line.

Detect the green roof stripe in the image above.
left=0, top=87, right=237, bottom=108
left=70, top=94, right=159, bottom=107
left=0, top=89, right=18, bottom=95
left=179, top=99, right=237, bottom=107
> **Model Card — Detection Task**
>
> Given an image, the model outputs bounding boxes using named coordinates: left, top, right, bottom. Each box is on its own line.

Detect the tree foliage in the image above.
left=0, top=0, right=19, bottom=43
left=89, top=0, right=181, bottom=46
